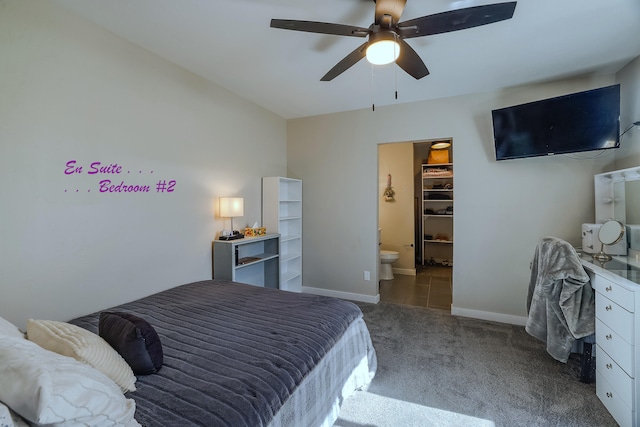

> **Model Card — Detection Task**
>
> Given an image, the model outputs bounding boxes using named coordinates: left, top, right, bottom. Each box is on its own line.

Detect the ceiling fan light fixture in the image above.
left=366, top=32, right=400, bottom=65
left=271, top=1, right=517, bottom=81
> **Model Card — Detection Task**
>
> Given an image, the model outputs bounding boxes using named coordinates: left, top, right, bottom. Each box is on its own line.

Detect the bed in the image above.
left=65, top=279, right=377, bottom=426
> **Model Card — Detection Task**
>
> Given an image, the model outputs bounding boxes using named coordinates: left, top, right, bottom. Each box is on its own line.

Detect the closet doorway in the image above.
left=377, top=139, right=453, bottom=311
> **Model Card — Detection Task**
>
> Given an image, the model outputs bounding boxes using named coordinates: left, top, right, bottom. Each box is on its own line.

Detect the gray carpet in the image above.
left=335, top=302, right=617, bottom=427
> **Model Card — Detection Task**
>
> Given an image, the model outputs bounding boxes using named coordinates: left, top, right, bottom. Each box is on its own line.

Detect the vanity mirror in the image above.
left=595, top=165, right=640, bottom=226
left=593, top=219, right=625, bottom=262
left=626, top=180, right=640, bottom=223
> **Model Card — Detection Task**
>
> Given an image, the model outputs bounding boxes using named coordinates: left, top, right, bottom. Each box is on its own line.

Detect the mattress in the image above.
left=69, top=280, right=377, bottom=426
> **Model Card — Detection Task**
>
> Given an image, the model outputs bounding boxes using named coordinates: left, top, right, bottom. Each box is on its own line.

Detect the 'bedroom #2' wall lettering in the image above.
left=64, top=160, right=177, bottom=194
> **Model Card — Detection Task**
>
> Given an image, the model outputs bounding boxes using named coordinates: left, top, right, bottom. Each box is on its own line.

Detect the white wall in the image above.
left=288, top=75, right=618, bottom=323
left=0, top=0, right=287, bottom=329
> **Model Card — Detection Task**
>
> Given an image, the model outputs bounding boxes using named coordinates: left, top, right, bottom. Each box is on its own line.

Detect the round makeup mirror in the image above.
left=593, top=219, right=625, bottom=262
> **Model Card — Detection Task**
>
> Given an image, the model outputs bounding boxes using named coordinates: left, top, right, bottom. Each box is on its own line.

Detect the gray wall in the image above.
left=0, top=1, right=287, bottom=328
left=615, top=56, right=640, bottom=169
left=288, top=75, right=622, bottom=324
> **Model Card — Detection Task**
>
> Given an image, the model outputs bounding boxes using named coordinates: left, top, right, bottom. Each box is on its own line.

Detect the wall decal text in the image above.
left=64, top=160, right=176, bottom=194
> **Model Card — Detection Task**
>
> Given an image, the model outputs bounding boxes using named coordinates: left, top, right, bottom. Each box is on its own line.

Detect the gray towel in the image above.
left=525, top=237, right=594, bottom=363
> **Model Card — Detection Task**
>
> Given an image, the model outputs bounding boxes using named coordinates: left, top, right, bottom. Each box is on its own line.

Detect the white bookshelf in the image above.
left=262, top=177, right=302, bottom=292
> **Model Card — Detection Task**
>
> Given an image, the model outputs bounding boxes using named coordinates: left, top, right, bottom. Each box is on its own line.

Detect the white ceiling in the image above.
left=52, top=0, right=640, bottom=119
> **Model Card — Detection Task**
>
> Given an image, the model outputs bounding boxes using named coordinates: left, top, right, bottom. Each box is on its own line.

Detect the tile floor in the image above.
left=379, top=264, right=452, bottom=311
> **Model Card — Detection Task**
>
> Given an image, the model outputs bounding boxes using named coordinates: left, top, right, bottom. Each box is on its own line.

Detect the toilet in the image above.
left=378, top=229, right=400, bottom=280
left=379, top=250, right=400, bottom=280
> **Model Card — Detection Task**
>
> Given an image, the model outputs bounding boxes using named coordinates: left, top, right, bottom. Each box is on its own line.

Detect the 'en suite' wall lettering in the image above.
left=64, top=160, right=176, bottom=194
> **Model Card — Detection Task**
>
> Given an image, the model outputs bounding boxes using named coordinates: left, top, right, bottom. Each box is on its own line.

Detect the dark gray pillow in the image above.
left=99, top=311, right=163, bottom=375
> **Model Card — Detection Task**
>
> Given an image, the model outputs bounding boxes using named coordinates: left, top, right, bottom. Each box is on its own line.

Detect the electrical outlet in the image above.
left=364, top=271, right=370, bottom=281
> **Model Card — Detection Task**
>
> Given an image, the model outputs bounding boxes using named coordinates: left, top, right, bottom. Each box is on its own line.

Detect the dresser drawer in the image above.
left=596, top=319, right=634, bottom=376
left=596, top=293, right=634, bottom=344
left=597, top=345, right=633, bottom=408
left=596, top=371, right=633, bottom=427
left=593, top=274, right=634, bottom=312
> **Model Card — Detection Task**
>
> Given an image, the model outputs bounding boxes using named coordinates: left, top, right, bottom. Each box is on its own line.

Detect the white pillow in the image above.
left=0, top=315, right=24, bottom=339
left=0, top=335, right=140, bottom=426
left=0, top=401, right=29, bottom=427
left=27, top=319, right=136, bottom=393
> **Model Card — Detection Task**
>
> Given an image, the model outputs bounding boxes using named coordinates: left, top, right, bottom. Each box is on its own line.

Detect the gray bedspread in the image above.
left=69, top=280, right=370, bottom=426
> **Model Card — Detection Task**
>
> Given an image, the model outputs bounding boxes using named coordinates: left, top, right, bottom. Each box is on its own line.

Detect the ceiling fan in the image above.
left=271, top=0, right=517, bottom=81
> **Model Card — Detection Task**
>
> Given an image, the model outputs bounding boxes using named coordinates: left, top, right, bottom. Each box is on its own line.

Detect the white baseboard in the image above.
left=451, top=306, right=528, bottom=326
left=300, top=288, right=526, bottom=325
left=392, top=268, right=416, bottom=276
left=302, top=286, right=380, bottom=304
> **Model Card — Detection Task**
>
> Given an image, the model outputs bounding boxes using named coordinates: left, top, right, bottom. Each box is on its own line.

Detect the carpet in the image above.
left=335, top=302, right=617, bottom=427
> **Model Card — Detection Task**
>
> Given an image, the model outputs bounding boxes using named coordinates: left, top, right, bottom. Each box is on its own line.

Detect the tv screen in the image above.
left=492, top=85, right=620, bottom=161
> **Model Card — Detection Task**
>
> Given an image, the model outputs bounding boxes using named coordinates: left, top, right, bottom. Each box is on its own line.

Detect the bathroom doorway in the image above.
left=378, top=140, right=453, bottom=310
left=378, top=142, right=416, bottom=276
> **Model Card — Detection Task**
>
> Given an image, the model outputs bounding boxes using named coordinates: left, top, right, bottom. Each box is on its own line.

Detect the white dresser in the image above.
left=580, top=255, right=640, bottom=427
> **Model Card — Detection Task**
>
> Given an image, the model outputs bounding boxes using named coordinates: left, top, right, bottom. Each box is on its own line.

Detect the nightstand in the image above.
left=212, top=234, right=280, bottom=289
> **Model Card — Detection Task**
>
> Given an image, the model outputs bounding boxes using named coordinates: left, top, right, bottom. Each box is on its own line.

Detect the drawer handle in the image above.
left=606, top=363, right=612, bottom=369
left=605, top=285, right=612, bottom=292
left=606, top=392, right=613, bottom=398
left=605, top=305, right=612, bottom=311
left=606, top=334, right=612, bottom=340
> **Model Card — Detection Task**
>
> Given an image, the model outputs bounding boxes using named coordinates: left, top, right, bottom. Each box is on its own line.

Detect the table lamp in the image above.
left=219, top=197, right=244, bottom=239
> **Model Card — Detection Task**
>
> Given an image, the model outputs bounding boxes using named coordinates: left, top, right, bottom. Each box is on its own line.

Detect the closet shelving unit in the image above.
left=422, top=162, right=453, bottom=266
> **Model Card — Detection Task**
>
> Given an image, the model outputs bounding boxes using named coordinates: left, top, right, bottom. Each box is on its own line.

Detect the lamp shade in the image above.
left=220, top=197, right=244, bottom=218
left=431, top=141, right=451, bottom=149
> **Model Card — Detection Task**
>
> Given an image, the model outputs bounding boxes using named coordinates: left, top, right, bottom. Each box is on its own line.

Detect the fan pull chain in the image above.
left=394, top=34, right=398, bottom=100
left=371, top=64, right=375, bottom=112
left=394, top=68, right=398, bottom=100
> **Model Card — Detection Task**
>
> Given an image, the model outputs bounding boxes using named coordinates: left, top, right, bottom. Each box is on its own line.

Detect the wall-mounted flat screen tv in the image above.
left=492, top=84, right=620, bottom=161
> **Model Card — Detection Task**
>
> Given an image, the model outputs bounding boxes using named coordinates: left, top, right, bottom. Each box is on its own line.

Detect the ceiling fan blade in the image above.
left=374, top=0, right=407, bottom=25
left=320, top=42, right=369, bottom=81
left=397, top=2, right=517, bottom=39
left=271, top=19, right=369, bottom=37
left=396, top=39, right=429, bottom=80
